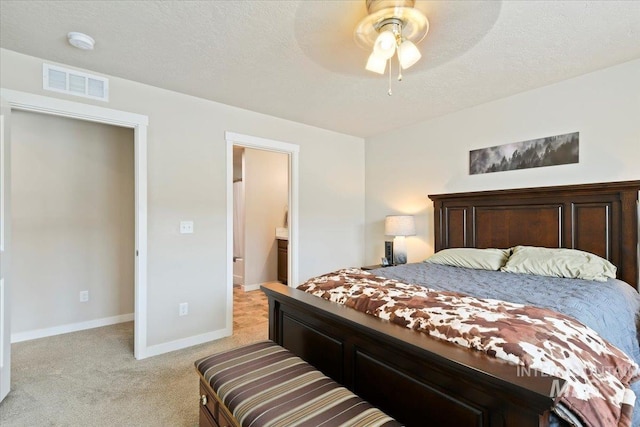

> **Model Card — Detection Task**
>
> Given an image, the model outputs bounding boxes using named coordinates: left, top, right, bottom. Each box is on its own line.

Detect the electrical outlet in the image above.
left=180, top=221, right=194, bottom=234
left=179, top=302, right=188, bottom=316
left=79, top=290, right=89, bottom=302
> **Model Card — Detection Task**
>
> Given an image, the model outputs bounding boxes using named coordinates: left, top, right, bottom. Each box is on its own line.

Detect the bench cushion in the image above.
left=196, top=340, right=401, bottom=427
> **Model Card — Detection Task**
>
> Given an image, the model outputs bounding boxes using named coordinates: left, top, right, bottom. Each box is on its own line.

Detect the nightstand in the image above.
left=360, top=264, right=383, bottom=270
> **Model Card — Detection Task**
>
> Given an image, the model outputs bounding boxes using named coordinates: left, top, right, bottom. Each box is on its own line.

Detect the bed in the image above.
left=261, top=180, right=640, bottom=427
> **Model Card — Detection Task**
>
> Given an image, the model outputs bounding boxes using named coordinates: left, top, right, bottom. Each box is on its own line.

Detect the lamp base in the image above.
left=392, top=236, right=407, bottom=265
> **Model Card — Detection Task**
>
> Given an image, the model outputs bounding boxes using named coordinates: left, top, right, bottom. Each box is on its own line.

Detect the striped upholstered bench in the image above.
left=195, top=340, right=401, bottom=427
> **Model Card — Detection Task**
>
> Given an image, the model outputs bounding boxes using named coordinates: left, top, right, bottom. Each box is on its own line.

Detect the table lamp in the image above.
left=384, top=215, right=416, bottom=265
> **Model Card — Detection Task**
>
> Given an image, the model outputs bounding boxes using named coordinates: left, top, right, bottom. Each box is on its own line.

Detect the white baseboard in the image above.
left=142, top=327, right=232, bottom=359
left=242, top=281, right=282, bottom=292
left=241, top=283, right=261, bottom=292
left=11, top=313, right=134, bottom=343
left=233, top=274, right=243, bottom=285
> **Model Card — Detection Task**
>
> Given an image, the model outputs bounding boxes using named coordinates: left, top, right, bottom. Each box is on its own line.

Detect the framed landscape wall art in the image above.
left=469, top=132, right=579, bottom=175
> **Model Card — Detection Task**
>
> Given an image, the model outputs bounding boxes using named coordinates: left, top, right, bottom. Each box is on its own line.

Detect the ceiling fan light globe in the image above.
left=398, top=39, right=421, bottom=69
left=373, top=30, right=396, bottom=60
left=366, top=52, right=387, bottom=74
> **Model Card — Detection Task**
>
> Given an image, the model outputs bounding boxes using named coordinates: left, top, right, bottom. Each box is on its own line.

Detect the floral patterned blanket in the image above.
left=298, top=269, right=640, bottom=427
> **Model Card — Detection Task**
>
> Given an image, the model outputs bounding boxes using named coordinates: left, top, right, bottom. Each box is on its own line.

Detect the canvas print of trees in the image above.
left=469, top=132, right=579, bottom=175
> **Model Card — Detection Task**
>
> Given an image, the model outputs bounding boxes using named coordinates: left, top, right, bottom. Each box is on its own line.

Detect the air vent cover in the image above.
left=43, top=64, right=109, bottom=101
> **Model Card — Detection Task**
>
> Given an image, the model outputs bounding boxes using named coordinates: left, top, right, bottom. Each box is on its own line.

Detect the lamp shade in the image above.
left=384, top=215, right=416, bottom=236
left=398, top=39, right=421, bottom=69
left=366, top=52, right=387, bottom=74
left=373, top=30, right=396, bottom=60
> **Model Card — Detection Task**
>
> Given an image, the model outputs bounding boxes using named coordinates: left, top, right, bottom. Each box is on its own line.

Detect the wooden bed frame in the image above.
left=261, top=180, right=640, bottom=427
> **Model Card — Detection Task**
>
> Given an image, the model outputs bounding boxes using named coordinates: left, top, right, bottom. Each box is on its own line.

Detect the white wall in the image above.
left=244, top=148, right=288, bottom=286
left=0, top=48, right=365, bottom=349
left=365, top=59, right=640, bottom=264
left=11, top=111, right=134, bottom=334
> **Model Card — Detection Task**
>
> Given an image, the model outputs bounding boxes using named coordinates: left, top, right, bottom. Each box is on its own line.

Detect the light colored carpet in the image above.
left=0, top=287, right=269, bottom=426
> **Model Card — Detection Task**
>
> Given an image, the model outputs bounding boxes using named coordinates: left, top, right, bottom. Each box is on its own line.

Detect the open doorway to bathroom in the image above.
left=231, top=146, right=288, bottom=333
left=233, top=146, right=288, bottom=292
left=226, top=131, right=299, bottom=336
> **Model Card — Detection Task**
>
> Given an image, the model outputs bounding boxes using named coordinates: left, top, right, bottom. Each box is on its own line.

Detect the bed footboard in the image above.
left=262, top=282, right=558, bottom=427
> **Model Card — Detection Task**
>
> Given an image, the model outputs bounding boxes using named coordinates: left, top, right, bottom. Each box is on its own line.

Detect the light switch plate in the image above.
left=79, top=290, right=89, bottom=302
left=179, top=302, right=188, bottom=316
left=180, top=221, right=194, bottom=234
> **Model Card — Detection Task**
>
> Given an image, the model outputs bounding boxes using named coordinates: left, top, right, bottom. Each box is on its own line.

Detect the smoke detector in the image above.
left=67, top=32, right=95, bottom=50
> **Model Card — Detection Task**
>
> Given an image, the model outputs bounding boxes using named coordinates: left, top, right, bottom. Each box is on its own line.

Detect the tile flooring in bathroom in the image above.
left=232, top=284, right=270, bottom=331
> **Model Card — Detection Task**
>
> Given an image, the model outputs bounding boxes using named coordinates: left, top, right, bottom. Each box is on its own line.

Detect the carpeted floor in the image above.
left=0, top=286, right=269, bottom=426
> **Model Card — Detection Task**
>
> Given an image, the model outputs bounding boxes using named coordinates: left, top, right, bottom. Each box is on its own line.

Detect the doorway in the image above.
left=233, top=146, right=289, bottom=291
left=225, top=132, right=299, bottom=333
left=0, top=89, right=149, bottom=369
left=10, top=110, right=134, bottom=345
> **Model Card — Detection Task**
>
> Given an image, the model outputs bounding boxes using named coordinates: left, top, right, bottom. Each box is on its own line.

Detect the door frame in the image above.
left=0, top=88, right=150, bottom=360
left=1, top=98, right=10, bottom=402
left=225, top=132, right=299, bottom=330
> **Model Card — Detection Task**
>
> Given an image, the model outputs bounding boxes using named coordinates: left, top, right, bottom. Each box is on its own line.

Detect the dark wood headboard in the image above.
left=429, top=181, right=640, bottom=288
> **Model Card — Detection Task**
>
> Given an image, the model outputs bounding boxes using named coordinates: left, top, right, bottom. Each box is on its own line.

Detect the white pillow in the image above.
left=501, top=246, right=617, bottom=282
left=424, top=248, right=510, bottom=271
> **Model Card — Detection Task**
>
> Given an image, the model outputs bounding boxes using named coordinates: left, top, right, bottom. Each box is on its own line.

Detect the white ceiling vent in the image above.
left=43, top=64, right=109, bottom=101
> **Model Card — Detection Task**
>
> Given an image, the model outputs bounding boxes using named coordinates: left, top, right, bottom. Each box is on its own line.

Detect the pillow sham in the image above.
left=424, top=248, right=510, bottom=271
left=500, top=246, right=617, bottom=282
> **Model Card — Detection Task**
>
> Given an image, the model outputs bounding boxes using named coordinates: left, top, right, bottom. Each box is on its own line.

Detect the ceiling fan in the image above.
left=354, top=0, right=429, bottom=94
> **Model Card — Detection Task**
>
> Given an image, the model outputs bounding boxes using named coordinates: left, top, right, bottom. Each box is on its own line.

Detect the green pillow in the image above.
left=501, top=246, right=616, bottom=282
left=425, top=248, right=510, bottom=271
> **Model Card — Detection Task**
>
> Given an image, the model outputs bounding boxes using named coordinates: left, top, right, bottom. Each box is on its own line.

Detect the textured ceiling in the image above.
left=1, top=1, right=639, bottom=138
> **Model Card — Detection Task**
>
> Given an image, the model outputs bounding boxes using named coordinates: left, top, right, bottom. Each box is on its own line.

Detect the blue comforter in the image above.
left=369, top=262, right=640, bottom=426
